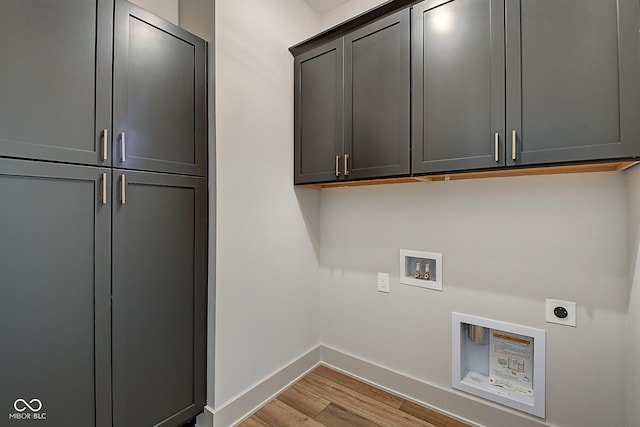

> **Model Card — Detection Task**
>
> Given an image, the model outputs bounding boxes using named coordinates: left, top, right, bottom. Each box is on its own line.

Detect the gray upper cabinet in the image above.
left=413, top=0, right=640, bottom=174
left=294, top=9, right=410, bottom=184
left=345, top=9, right=410, bottom=180
left=412, top=0, right=505, bottom=174
left=0, top=0, right=208, bottom=176
left=113, top=0, right=207, bottom=177
left=0, top=159, right=111, bottom=427
left=0, top=0, right=113, bottom=166
left=296, top=0, right=640, bottom=183
left=294, top=39, right=344, bottom=184
left=506, top=0, right=640, bottom=166
left=111, top=170, right=206, bottom=427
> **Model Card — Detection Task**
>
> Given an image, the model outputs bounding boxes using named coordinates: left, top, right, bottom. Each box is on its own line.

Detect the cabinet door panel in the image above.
left=112, top=171, right=206, bottom=427
left=506, top=0, right=640, bottom=164
left=0, top=0, right=112, bottom=166
left=345, top=9, right=410, bottom=179
left=0, top=159, right=111, bottom=427
left=413, top=0, right=505, bottom=174
left=294, top=40, right=344, bottom=184
left=114, top=0, right=207, bottom=176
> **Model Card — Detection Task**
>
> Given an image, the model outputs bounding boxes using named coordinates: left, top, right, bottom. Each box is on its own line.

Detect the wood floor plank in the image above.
left=254, top=399, right=327, bottom=427
left=241, top=367, right=470, bottom=427
left=298, top=373, right=437, bottom=427
left=312, top=365, right=404, bottom=409
left=238, top=416, right=271, bottom=427
left=277, top=383, right=331, bottom=418
left=315, top=403, right=382, bottom=427
left=400, top=400, right=472, bottom=427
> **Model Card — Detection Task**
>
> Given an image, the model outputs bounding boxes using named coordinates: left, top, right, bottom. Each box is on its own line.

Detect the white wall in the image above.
left=179, top=0, right=214, bottom=41
left=319, top=0, right=385, bottom=28
left=128, top=0, right=179, bottom=24
left=214, top=0, right=322, bottom=411
left=319, top=172, right=629, bottom=427
left=627, top=167, right=640, bottom=427
left=312, top=2, right=632, bottom=425
left=209, top=1, right=635, bottom=426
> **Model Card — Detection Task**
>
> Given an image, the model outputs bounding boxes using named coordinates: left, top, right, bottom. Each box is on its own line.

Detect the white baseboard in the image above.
left=200, top=344, right=552, bottom=427
left=320, top=345, right=551, bottom=427
left=196, top=406, right=214, bottom=427
left=204, top=345, right=322, bottom=427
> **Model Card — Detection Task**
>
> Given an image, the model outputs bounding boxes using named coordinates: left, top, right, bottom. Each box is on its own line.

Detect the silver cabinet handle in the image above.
left=335, top=155, right=341, bottom=177
left=120, top=174, right=126, bottom=205
left=511, top=130, right=517, bottom=161
left=120, top=132, right=126, bottom=162
left=344, top=154, right=350, bottom=176
left=102, top=129, right=108, bottom=161
left=101, top=173, right=107, bottom=204
left=494, top=133, right=499, bottom=163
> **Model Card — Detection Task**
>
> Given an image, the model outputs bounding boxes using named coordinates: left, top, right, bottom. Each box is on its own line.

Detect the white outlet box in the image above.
left=399, top=249, right=443, bottom=291
left=545, top=299, right=576, bottom=327
left=377, top=272, right=390, bottom=293
left=452, top=312, right=546, bottom=418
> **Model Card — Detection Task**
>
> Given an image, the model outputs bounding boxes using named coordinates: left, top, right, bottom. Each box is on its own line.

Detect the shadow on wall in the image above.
left=630, top=229, right=640, bottom=308
left=294, top=186, right=322, bottom=260
left=626, top=167, right=640, bottom=427
left=625, top=166, right=640, bottom=427
left=628, top=168, right=640, bottom=305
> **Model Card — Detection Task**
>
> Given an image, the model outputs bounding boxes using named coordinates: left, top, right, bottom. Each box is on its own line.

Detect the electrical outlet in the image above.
left=377, top=272, right=390, bottom=293
left=545, top=299, right=576, bottom=327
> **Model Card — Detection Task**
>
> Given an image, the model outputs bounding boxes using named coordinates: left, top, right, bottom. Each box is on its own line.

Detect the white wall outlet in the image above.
left=377, top=272, right=390, bottom=293
left=545, top=299, right=577, bottom=327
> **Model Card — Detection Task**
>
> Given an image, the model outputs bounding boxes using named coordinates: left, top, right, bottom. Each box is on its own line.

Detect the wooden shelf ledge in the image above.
left=302, top=161, right=639, bottom=189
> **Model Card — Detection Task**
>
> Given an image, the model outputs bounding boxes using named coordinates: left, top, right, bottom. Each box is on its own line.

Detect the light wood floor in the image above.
left=239, top=365, right=471, bottom=427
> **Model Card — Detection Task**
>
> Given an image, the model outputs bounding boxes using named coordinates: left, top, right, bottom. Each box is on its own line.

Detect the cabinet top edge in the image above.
left=289, top=0, right=419, bottom=56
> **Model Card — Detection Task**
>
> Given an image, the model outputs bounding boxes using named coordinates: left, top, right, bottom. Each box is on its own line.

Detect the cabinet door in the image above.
left=506, top=0, right=640, bottom=165
left=412, top=0, right=506, bottom=174
left=294, top=39, right=344, bottom=184
left=113, top=0, right=207, bottom=176
left=0, top=0, right=113, bottom=166
left=0, top=159, right=111, bottom=427
left=112, top=171, right=206, bottom=427
left=345, top=9, right=410, bottom=180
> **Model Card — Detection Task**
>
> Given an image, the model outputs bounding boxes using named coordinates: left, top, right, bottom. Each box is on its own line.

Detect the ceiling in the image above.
left=303, top=0, right=351, bottom=15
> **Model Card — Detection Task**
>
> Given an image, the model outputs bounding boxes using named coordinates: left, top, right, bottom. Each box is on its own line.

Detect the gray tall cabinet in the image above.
left=0, top=1, right=207, bottom=426
left=1, top=160, right=112, bottom=427
left=0, top=0, right=113, bottom=165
